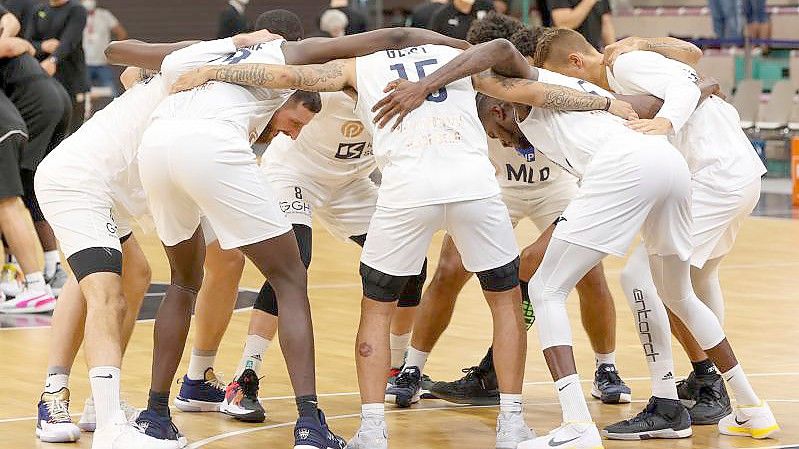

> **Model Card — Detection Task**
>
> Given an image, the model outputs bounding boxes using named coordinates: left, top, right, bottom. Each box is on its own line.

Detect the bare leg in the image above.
left=0, top=196, right=41, bottom=274
left=484, top=287, right=525, bottom=394
left=119, top=236, right=150, bottom=352
left=34, top=220, right=58, bottom=252
left=390, top=306, right=416, bottom=338
left=47, top=276, right=85, bottom=370
left=356, top=297, right=396, bottom=404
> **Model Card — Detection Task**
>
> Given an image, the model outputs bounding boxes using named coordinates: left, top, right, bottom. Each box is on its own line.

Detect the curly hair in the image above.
left=508, top=26, right=544, bottom=58
left=532, top=27, right=594, bottom=67
left=465, top=11, right=525, bottom=44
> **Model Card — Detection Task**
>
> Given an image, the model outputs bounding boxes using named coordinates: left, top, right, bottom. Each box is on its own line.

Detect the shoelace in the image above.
left=694, top=384, right=723, bottom=407
left=240, top=374, right=261, bottom=399
left=624, top=401, right=659, bottom=427
left=457, top=366, right=486, bottom=388
left=46, top=398, right=71, bottom=423
left=598, top=369, right=623, bottom=386
left=394, top=369, right=419, bottom=388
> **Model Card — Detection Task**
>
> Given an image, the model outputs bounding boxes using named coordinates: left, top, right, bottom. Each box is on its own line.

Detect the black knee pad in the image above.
left=476, top=257, right=520, bottom=292
left=21, top=169, right=45, bottom=222
left=119, top=232, right=132, bottom=245
left=67, top=247, right=123, bottom=282
left=253, top=281, right=279, bottom=316
left=398, top=258, right=428, bottom=308
left=349, top=233, right=367, bottom=247
left=360, top=262, right=411, bottom=302
left=253, top=224, right=312, bottom=317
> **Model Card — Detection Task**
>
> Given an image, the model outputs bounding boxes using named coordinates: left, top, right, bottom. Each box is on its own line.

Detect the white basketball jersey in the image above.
left=607, top=51, right=766, bottom=190
left=516, top=68, right=640, bottom=178
left=354, top=45, right=499, bottom=208
left=263, top=91, right=376, bottom=185
left=153, top=38, right=293, bottom=143
left=488, top=138, right=568, bottom=190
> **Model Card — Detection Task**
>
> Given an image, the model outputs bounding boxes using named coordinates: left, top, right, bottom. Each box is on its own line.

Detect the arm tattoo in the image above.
left=541, top=85, right=607, bottom=111
left=211, top=61, right=345, bottom=91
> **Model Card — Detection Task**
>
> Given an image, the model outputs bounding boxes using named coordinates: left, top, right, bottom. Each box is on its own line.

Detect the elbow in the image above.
left=104, top=41, right=121, bottom=64
left=387, top=27, right=413, bottom=47
left=491, top=38, right=516, bottom=57
left=687, top=46, right=703, bottom=66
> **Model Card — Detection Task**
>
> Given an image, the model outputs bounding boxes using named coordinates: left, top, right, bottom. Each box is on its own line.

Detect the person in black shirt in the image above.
left=548, top=0, right=615, bottom=50
left=408, top=0, right=447, bottom=28
left=429, top=0, right=494, bottom=39
left=326, top=0, right=367, bottom=34
left=217, top=0, right=249, bottom=39
left=26, top=0, right=88, bottom=132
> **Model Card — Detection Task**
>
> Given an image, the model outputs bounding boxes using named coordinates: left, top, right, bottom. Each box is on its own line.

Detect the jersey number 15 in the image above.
left=389, top=59, right=447, bottom=103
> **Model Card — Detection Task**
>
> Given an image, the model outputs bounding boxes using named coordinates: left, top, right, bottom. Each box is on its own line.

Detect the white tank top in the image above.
left=354, top=45, right=499, bottom=208
left=263, top=91, right=376, bottom=186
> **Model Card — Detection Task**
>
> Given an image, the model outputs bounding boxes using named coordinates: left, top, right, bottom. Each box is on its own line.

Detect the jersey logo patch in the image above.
left=515, top=146, right=536, bottom=162
left=341, top=121, right=365, bottom=138
left=336, top=142, right=368, bottom=159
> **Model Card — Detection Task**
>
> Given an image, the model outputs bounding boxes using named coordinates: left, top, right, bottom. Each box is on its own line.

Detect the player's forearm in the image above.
left=601, top=16, right=616, bottom=46
left=524, top=80, right=612, bottom=111
left=696, top=76, right=720, bottom=101
left=551, top=1, right=596, bottom=30
left=631, top=37, right=702, bottom=67
left=105, top=40, right=199, bottom=70
left=203, top=62, right=347, bottom=92
left=418, top=39, right=532, bottom=97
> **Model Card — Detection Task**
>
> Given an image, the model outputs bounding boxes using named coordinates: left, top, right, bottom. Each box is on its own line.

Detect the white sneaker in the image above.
left=79, top=397, right=141, bottom=432
left=346, top=419, right=388, bottom=449
left=92, top=410, right=179, bottom=449
left=496, top=412, right=535, bottom=449
left=518, top=422, right=603, bottom=449
left=718, top=401, right=780, bottom=439
left=0, top=263, right=22, bottom=298
left=0, top=285, right=56, bottom=314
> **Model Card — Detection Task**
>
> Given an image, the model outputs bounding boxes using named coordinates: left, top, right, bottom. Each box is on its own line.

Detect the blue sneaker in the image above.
left=385, top=366, right=421, bottom=408
left=36, top=388, right=81, bottom=442
left=592, top=363, right=632, bottom=404
left=294, top=409, right=346, bottom=449
left=135, top=409, right=188, bottom=448
left=173, top=367, right=225, bottom=412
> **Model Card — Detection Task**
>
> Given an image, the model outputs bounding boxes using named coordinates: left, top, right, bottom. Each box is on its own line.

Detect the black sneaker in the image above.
left=591, top=363, right=632, bottom=404
left=386, top=369, right=434, bottom=401
left=676, top=371, right=700, bottom=406
left=221, top=369, right=266, bottom=422
left=428, top=365, right=499, bottom=405
left=688, top=373, right=732, bottom=425
left=602, top=396, right=692, bottom=440
left=385, top=366, right=421, bottom=408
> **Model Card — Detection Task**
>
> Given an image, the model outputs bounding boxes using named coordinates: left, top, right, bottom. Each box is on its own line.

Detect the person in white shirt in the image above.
left=367, top=36, right=778, bottom=448
left=82, top=0, right=126, bottom=96
left=170, top=40, right=635, bottom=449
left=107, top=12, right=488, bottom=449
left=535, top=28, right=774, bottom=440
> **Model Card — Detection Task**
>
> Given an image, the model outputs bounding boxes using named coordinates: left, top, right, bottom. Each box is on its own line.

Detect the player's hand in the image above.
left=626, top=117, right=673, bottom=134
left=171, top=67, right=215, bottom=93
left=40, top=57, right=56, bottom=76
left=2, top=37, right=36, bottom=57
left=372, top=78, right=428, bottom=130
left=603, top=37, right=643, bottom=68
left=607, top=99, right=638, bottom=120
left=41, top=38, right=60, bottom=54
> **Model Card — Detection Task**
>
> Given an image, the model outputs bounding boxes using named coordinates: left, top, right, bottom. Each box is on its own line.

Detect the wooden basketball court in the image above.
left=1, top=214, right=797, bottom=449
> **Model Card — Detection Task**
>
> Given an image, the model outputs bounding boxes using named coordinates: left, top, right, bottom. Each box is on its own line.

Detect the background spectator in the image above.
left=407, top=0, right=447, bottom=28
left=1, top=0, right=35, bottom=36
left=429, top=0, right=494, bottom=39
left=326, top=0, right=367, bottom=34
left=548, top=0, right=615, bottom=49
left=82, top=0, right=126, bottom=97
left=217, top=0, right=249, bottom=39
left=708, top=0, right=742, bottom=40
left=0, top=4, right=19, bottom=36
left=318, top=8, right=348, bottom=37
left=493, top=0, right=509, bottom=14
left=26, top=0, right=88, bottom=133
left=743, top=0, right=770, bottom=49
left=536, top=0, right=553, bottom=26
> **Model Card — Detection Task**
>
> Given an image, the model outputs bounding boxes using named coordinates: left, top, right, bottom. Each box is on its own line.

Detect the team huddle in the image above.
left=27, top=7, right=780, bottom=449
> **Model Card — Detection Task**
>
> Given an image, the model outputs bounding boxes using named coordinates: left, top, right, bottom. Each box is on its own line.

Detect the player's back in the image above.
left=355, top=45, right=499, bottom=208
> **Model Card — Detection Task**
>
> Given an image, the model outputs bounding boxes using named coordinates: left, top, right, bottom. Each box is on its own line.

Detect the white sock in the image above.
left=555, top=374, right=592, bottom=422
left=499, top=393, right=523, bottom=414
left=88, top=366, right=121, bottom=429
left=187, top=349, right=216, bottom=380
left=722, top=364, right=760, bottom=406
left=45, top=372, right=69, bottom=394
left=404, top=346, right=429, bottom=373
left=595, top=352, right=616, bottom=367
left=24, top=271, right=47, bottom=292
left=651, top=361, right=679, bottom=400
left=235, top=334, right=270, bottom=379
left=361, top=403, right=385, bottom=422
left=389, top=332, right=410, bottom=369
left=44, top=251, right=59, bottom=278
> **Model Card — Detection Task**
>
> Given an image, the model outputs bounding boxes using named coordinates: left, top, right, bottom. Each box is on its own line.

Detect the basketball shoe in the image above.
left=385, top=366, right=421, bottom=408
left=0, top=263, right=21, bottom=298
left=677, top=370, right=731, bottom=424
left=46, top=263, right=68, bottom=297
left=346, top=418, right=387, bottom=449
left=294, top=409, right=347, bottom=449
left=496, top=411, right=535, bottom=449
left=36, top=388, right=81, bottom=442
left=591, top=364, right=631, bottom=404
left=428, top=349, right=499, bottom=405
left=385, top=367, right=432, bottom=402
left=518, top=422, right=603, bottom=449
left=718, top=401, right=780, bottom=439
left=78, top=397, right=141, bottom=431
left=173, top=367, right=225, bottom=412
left=602, top=396, right=692, bottom=440
left=94, top=410, right=180, bottom=449
left=220, top=369, right=266, bottom=422
left=134, top=409, right=187, bottom=448
left=0, top=284, right=56, bottom=314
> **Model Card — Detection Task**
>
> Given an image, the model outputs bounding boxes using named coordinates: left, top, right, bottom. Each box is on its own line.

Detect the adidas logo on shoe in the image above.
left=662, top=372, right=674, bottom=380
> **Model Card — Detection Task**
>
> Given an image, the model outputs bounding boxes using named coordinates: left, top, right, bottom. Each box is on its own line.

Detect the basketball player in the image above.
left=535, top=29, right=770, bottom=437
left=170, top=40, right=637, bottom=449
left=34, top=30, right=287, bottom=449
left=394, top=17, right=632, bottom=409
left=369, top=37, right=778, bottom=448
left=107, top=13, right=486, bottom=448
